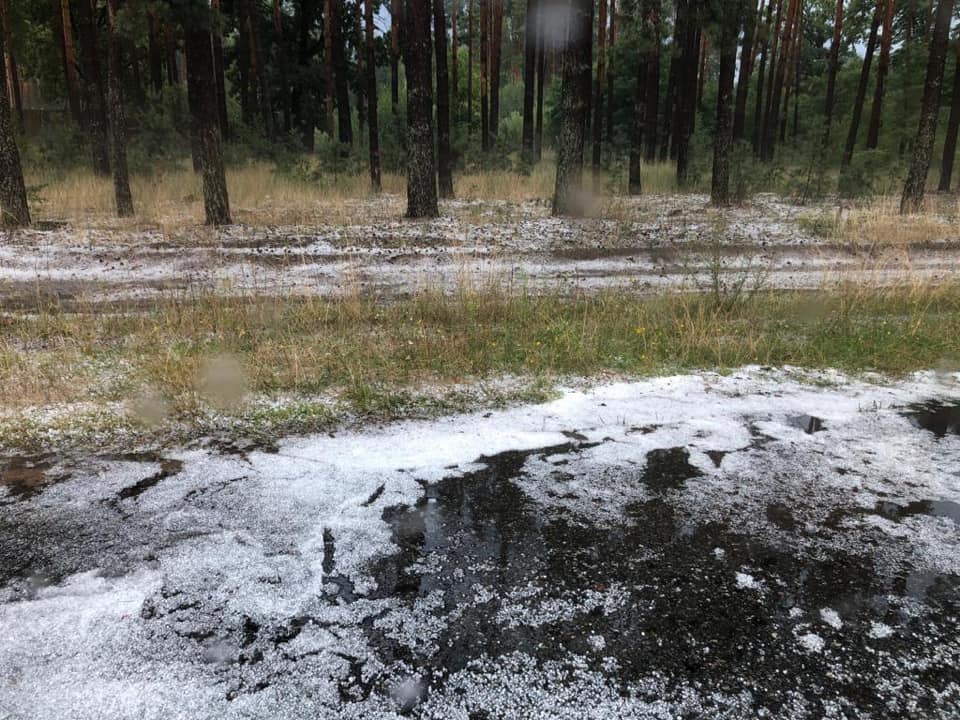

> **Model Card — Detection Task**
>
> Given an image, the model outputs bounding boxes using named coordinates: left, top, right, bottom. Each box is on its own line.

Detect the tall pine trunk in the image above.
left=184, top=4, right=231, bottom=226
left=391, top=0, right=401, bottom=112
left=840, top=1, right=881, bottom=169
left=480, top=0, right=489, bottom=150
left=435, top=0, right=454, bottom=197
left=865, top=0, right=895, bottom=149
left=642, top=1, right=660, bottom=162
left=552, top=0, right=593, bottom=216
left=332, top=0, right=353, bottom=148
left=324, top=0, right=335, bottom=131
left=0, top=0, right=22, bottom=131
left=147, top=11, right=164, bottom=94
left=467, top=0, right=474, bottom=133
left=403, top=0, right=439, bottom=218
left=211, top=0, right=230, bottom=140
left=451, top=0, right=458, bottom=121
left=364, top=0, right=381, bottom=192
left=534, top=11, right=545, bottom=159
left=733, top=0, right=759, bottom=141
left=0, top=13, right=28, bottom=227
left=591, top=0, right=608, bottom=171
left=901, top=0, right=955, bottom=213
left=658, top=3, right=680, bottom=161
left=713, top=0, right=742, bottom=204
left=751, top=0, right=773, bottom=154
left=821, top=0, right=844, bottom=147
left=606, top=0, right=617, bottom=145
left=106, top=0, right=133, bottom=218
left=74, top=0, right=111, bottom=177
left=761, top=0, right=799, bottom=161
left=939, top=41, right=960, bottom=191
left=490, top=0, right=503, bottom=139
left=57, top=0, right=85, bottom=126
left=522, top=0, right=538, bottom=162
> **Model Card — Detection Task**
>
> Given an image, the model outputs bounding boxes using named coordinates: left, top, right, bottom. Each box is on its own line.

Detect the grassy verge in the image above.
left=2, top=281, right=958, bottom=454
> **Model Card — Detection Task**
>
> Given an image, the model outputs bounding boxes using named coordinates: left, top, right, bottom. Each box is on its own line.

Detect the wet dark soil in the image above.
left=363, top=443, right=960, bottom=717
left=906, top=401, right=960, bottom=438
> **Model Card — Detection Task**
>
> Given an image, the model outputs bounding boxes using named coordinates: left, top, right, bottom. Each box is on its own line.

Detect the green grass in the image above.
left=2, top=282, right=958, bottom=453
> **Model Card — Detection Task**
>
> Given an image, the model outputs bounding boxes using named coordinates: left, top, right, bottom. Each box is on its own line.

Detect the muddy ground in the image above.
left=1, top=369, right=958, bottom=718
left=2, top=194, right=958, bottom=308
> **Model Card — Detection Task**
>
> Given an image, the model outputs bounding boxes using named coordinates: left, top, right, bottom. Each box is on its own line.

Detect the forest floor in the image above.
left=2, top=192, right=959, bottom=310
left=1, top=369, right=958, bottom=718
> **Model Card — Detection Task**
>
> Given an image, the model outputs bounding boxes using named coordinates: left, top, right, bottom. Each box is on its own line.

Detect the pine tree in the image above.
left=365, top=0, right=382, bottom=192
left=0, top=12, right=28, bottom=228
left=403, top=0, right=439, bottom=218
left=435, top=0, right=454, bottom=197
left=106, top=0, right=133, bottom=218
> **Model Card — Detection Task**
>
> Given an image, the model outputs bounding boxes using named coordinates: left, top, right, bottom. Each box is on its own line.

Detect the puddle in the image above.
left=905, top=401, right=960, bottom=438
left=367, top=444, right=960, bottom=715
left=787, top=414, right=826, bottom=434
left=873, top=499, right=960, bottom=524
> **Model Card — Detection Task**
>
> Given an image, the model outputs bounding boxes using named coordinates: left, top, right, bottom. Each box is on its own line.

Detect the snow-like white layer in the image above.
left=1, top=367, right=959, bottom=718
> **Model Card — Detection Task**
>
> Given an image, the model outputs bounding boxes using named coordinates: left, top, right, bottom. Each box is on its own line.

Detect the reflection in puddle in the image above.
left=905, top=401, right=960, bottom=438
left=0, top=456, right=67, bottom=499
left=787, top=414, right=826, bottom=434
left=370, top=444, right=960, bottom=716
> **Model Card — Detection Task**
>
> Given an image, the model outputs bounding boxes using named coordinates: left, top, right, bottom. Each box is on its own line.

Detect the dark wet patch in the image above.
left=0, top=455, right=70, bottom=499
left=641, top=447, right=702, bottom=491
left=787, top=414, right=826, bottom=434
left=117, top=459, right=185, bottom=500
left=904, top=401, right=960, bottom=438
left=364, top=444, right=960, bottom=717
left=706, top=450, right=728, bottom=468
left=766, top=503, right=797, bottom=531
left=873, top=499, right=960, bottom=525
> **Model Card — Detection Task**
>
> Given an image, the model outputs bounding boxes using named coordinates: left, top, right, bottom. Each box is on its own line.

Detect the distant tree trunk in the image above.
left=697, top=33, right=708, bottom=112
left=183, top=4, right=231, bottom=226
left=592, top=0, right=608, bottom=171
left=534, top=12, right=545, bottom=159
left=391, top=0, right=401, bottom=112
left=866, top=0, right=895, bottom=149
left=733, top=0, right=759, bottom=141
left=73, top=0, right=111, bottom=177
left=675, top=3, right=700, bottom=184
left=354, top=2, right=365, bottom=138
left=332, top=0, right=353, bottom=148
left=106, top=0, right=133, bottom=218
left=840, top=0, right=881, bottom=169
left=467, top=0, right=474, bottom=133
left=490, top=0, right=503, bottom=140
left=240, top=0, right=270, bottom=132
left=0, top=24, right=28, bottom=227
left=58, top=0, right=85, bottom=126
left=606, top=0, right=617, bottom=145
left=147, top=11, right=164, bottom=94
left=759, top=0, right=783, bottom=155
left=0, top=0, right=22, bottom=131
left=294, top=0, right=316, bottom=150
left=659, top=4, right=681, bottom=160
left=365, top=0, right=381, bottom=192
left=751, top=0, right=773, bottom=154
left=451, top=0, right=459, bottom=121
left=939, top=43, right=960, bottom=191
left=761, top=0, right=799, bottom=161
left=522, top=0, right=537, bottom=162
left=435, top=0, right=455, bottom=197
left=404, top=0, right=439, bottom=218
left=553, top=0, right=593, bottom=216
left=211, top=0, right=230, bottom=140
left=821, top=0, right=844, bottom=147
left=642, top=1, right=660, bottom=162
left=628, top=29, right=648, bottom=195
left=713, top=0, right=742, bottom=205
left=164, top=22, right=179, bottom=85
left=779, top=0, right=801, bottom=144
left=901, top=0, right=955, bottom=213
left=324, top=0, right=335, bottom=131
left=480, top=0, right=490, bottom=150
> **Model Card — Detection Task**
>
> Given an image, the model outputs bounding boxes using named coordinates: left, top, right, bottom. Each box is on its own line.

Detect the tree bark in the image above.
left=365, top=0, right=382, bottom=192
left=57, top=0, right=85, bottom=126
left=779, top=0, right=801, bottom=144
left=489, top=0, right=503, bottom=139
left=147, top=11, right=164, bottom=94
left=759, top=0, right=782, bottom=155
left=733, top=0, right=759, bottom=141
left=659, top=3, right=681, bottom=160
left=184, top=3, right=231, bottom=226
left=0, top=0, right=22, bottom=131
left=840, top=0, right=881, bottom=169
left=451, top=0, right=459, bottom=121
left=761, top=0, right=798, bottom=161
left=821, top=0, right=844, bottom=147
left=606, top=0, right=617, bottom=145
left=480, top=0, right=489, bottom=150
left=534, top=9, right=545, bottom=159
left=0, top=15, right=28, bottom=227
left=938, top=41, right=960, bottom=191
left=403, top=0, right=439, bottom=218
left=592, top=0, right=608, bottom=171
left=106, top=0, right=133, bottom=218
left=467, top=0, right=474, bottom=133
left=675, top=3, right=700, bottom=184
left=435, top=0, right=455, bottom=197
left=712, top=0, right=742, bottom=205
left=865, top=0, right=895, bottom=150
left=332, top=0, right=353, bottom=148
left=642, top=1, right=660, bottom=162
left=211, top=0, right=230, bottom=140
left=324, top=0, right=335, bottom=131
left=901, top=0, right=955, bottom=212
left=751, top=0, right=773, bottom=154
left=552, top=0, right=593, bottom=216
left=390, top=0, right=401, bottom=113
left=73, top=0, right=111, bottom=176
left=522, top=0, right=537, bottom=162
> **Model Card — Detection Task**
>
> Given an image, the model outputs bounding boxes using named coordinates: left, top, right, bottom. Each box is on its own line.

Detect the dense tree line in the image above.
left=2, top=0, right=960, bottom=226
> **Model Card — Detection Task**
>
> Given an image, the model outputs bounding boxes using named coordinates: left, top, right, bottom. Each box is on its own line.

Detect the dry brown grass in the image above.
left=805, top=194, right=960, bottom=248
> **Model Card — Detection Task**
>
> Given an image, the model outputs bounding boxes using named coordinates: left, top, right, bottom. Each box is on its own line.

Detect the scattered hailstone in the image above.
left=735, top=572, right=763, bottom=591
left=798, top=632, right=825, bottom=653
left=713, top=547, right=726, bottom=560
left=788, top=607, right=804, bottom=619
left=819, top=608, right=843, bottom=630
left=869, top=622, right=894, bottom=639
left=587, top=634, right=606, bottom=652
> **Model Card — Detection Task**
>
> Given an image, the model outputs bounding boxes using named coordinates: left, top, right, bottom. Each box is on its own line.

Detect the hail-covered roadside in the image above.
left=1, top=367, right=958, bottom=718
